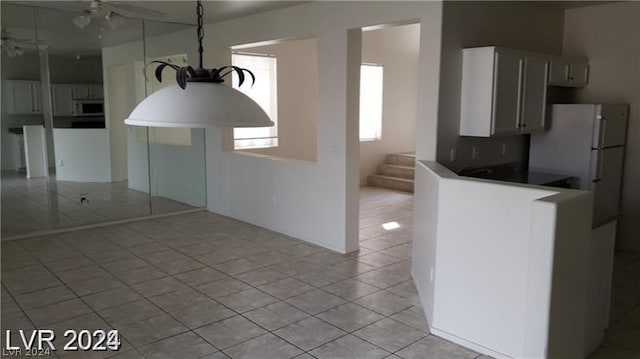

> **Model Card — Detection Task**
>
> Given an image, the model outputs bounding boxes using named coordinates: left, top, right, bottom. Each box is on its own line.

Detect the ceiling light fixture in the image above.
left=124, top=0, right=273, bottom=128
left=73, top=12, right=92, bottom=28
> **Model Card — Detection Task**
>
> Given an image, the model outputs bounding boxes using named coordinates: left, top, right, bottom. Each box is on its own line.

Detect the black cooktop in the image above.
left=458, top=164, right=575, bottom=188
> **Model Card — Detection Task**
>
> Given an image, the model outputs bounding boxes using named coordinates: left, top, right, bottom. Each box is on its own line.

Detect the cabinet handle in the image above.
left=516, top=58, right=525, bottom=130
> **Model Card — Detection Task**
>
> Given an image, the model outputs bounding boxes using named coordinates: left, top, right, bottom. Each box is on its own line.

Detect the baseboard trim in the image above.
left=411, top=270, right=512, bottom=359
left=208, top=209, right=350, bottom=254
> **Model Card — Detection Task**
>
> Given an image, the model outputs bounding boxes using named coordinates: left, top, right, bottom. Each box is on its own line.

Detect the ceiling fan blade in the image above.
left=102, top=2, right=166, bottom=19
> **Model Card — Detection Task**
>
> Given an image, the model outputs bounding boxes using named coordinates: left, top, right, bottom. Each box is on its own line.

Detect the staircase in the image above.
left=367, top=152, right=415, bottom=193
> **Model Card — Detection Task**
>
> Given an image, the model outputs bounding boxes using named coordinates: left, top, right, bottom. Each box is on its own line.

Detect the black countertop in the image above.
left=458, top=164, right=575, bottom=187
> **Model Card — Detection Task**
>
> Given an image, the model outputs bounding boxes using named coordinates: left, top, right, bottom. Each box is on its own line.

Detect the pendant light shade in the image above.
left=124, top=0, right=274, bottom=129
left=124, top=83, right=273, bottom=128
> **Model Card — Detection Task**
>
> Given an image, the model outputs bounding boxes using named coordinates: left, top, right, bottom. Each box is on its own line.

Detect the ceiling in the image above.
left=2, top=1, right=616, bottom=56
left=7, top=1, right=307, bottom=25
left=1, top=1, right=305, bottom=55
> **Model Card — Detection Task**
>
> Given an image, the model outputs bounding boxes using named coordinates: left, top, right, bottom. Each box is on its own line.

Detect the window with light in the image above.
left=359, top=64, right=383, bottom=141
left=232, top=53, right=278, bottom=149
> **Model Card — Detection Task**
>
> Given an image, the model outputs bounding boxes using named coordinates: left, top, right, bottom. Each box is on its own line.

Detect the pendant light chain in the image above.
left=197, top=0, right=204, bottom=69
left=147, top=0, right=257, bottom=89
left=125, top=0, right=273, bottom=128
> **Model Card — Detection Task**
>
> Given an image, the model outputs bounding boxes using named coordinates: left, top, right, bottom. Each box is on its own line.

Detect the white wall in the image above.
left=436, top=1, right=565, bottom=172
left=53, top=129, right=111, bottom=182
left=102, top=40, right=145, bottom=186
left=202, top=2, right=442, bottom=253
left=359, top=23, right=419, bottom=185
left=235, top=39, right=318, bottom=162
left=562, top=2, right=640, bottom=252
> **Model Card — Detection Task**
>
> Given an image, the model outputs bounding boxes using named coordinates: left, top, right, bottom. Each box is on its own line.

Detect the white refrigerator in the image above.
left=531, top=104, right=628, bottom=356
left=529, top=104, right=628, bottom=227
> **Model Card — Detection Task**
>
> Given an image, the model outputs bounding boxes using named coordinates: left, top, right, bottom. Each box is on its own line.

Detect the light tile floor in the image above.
left=1, top=171, right=196, bottom=238
left=1, top=186, right=636, bottom=358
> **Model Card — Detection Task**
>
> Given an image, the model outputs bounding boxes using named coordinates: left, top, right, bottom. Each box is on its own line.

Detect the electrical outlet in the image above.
left=450, top=148, right=457, bottom=162
left=501, top=142, right=507, bottom=156
left=472, top=146, right=480, bottom=159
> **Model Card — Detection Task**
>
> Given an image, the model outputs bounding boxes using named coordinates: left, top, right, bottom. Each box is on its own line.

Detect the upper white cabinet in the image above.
left=460, top=47, right=548, bottom=137
left=52, top=84, right=75, bottom=116
left=520, top=56, right=549, bottom=132
left=52, top=83, right=104, bottom=116
left=72, top=84, right=103, bottom=99
left=548, top=56, right=589, bottom=87
left=5, top=80, right=42, bottom=115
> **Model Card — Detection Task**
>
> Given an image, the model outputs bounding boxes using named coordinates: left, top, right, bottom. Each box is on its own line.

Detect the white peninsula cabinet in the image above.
left=460, top=47, right=548, bottom=137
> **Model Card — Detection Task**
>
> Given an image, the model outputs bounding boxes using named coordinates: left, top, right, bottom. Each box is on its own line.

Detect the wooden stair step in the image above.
left=377, top=164, right=415, bottom=179
left=386, top=153, right=416, bottom=167
left=367, top=174, right=414, bottom=193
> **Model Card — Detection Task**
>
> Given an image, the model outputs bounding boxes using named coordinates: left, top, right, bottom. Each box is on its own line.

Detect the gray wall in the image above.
left=436, top=1, right=565, bottom=172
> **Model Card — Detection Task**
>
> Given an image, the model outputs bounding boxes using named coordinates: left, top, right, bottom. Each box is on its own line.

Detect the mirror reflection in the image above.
left=1, top=2, right=203, bottom=239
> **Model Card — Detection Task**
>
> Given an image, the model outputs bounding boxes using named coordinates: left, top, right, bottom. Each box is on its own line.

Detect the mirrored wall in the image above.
left=1, top=2, right=205, bottom=238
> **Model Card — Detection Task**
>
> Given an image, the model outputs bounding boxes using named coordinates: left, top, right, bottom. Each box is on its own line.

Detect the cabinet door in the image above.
left=9, top=81, right=36, bottom=114
left=73, top=85, right=91, bottom=99
left=569, top=61, right=589, bottom=87
left=520, top=57, right=548, bottom=133
left=52, top=85, right=74, bottom=116
left=491, top=51, right=523, bottom=136
left=89, top=84, right=104, bottom=99
left=31, top=82, right=42, bottom=114
left=548, top=58, right=569, bottom=85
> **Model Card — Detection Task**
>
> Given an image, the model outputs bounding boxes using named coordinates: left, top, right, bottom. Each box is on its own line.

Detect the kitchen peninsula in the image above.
left=412, top=161, right=615, bottom=358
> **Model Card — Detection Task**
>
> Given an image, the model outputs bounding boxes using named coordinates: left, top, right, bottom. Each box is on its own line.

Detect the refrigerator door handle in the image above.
left=591, top=148, right=605, bottom=183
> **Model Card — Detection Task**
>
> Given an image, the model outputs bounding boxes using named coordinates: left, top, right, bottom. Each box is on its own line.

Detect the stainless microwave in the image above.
left=73, top=99, right=104, bottom=116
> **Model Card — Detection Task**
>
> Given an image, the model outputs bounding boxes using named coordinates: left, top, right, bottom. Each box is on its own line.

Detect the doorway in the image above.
left=356, top=22, right=420, bottom=254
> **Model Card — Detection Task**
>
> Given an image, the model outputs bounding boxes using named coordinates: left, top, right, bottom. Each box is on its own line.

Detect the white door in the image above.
left=52, top=85, right=74, bottom=116
left=491, top=51, right=522, bottom=135
left=520, top=57, right=548, bottom=133
left=10, top=81, right=36, bottom=114
left=591, top=146, right=624, bottom=225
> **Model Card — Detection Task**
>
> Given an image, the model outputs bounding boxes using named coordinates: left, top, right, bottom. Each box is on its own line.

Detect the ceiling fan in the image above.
left=72, top=0, right=166, bottom=29
left=0, top=29, right=47, bottom=57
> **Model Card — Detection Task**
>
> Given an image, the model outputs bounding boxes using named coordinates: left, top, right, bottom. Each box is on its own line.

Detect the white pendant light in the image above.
left=124, top=0, right=273, bottom=128
left=125, top=82, right=272, bottom=128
